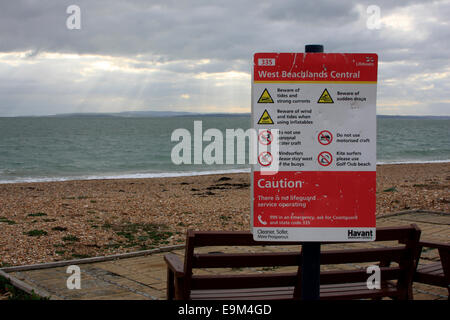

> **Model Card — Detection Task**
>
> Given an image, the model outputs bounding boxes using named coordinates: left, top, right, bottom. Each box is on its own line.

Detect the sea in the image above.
left=0, top=116, right=449, bottom=184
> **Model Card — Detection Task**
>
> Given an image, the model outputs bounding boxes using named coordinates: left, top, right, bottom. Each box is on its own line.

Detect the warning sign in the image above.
left=258, top=88, right=274, bottom=103
left=318, top=130, right=333, bottom=145
left=252, top=52, right=378, bottom=242
left=257, top=109, right=274, bottom=124
left=258, top=130, right=273, bottom=145
left=258, top=152, right=273, bottom=166
left=317, top=151, right=333, bottom=166
left=317, top=88, right=334, bottom=103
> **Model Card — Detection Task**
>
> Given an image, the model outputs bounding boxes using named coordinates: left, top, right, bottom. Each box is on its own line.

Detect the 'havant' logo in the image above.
left=348, top=229, right=374, bottom=240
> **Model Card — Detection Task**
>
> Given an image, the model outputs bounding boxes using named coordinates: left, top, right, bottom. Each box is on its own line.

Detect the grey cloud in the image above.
left=0, top=0, right=449, bottom=116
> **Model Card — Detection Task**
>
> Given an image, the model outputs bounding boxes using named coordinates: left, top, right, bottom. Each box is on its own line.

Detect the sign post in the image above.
left=251, top=45, right=378, bottom=299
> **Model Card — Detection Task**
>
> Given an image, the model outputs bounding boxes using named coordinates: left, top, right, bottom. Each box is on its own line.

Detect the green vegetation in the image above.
left=0, top=275, right=48, bottom=300
left=383, top=186, right=397, bottom=192
left=27, top=212, right=47, bottom=217
left=0, top=217, right=16, bottom=225
left=52, top=226, right=68, bottom=231
left=24, top=229, right=48, bottom=237
left=110, top=223, right=173, bottom=251
left=62, top=235, right=79, bottom=242
left=71, top=253, right=90, bottom=259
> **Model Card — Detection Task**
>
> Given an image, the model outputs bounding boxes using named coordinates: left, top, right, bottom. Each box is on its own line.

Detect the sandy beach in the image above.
left=0, top=162, right=448, bottom=267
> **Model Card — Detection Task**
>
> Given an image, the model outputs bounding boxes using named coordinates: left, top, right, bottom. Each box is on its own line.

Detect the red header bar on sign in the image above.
left=254, top=53, right=378, bottom=82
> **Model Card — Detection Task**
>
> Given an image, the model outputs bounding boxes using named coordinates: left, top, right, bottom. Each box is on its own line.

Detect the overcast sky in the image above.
left=0, top=0, right=449, bottom=116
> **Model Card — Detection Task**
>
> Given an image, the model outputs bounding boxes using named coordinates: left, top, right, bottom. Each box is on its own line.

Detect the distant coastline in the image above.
left=1, top=110, right=449, bottom=119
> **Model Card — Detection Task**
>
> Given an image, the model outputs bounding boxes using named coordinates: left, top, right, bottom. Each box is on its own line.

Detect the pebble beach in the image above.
left=0, top=162, right=448, bottom=267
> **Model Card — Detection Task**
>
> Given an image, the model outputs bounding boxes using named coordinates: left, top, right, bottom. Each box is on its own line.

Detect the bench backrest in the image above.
left=181, top=225, right=421, bottom=299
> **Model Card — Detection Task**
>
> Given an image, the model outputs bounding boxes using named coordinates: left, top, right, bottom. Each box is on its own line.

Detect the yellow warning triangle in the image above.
left=258, top=88, right=274, bottom=103
left=317, top=88, right=334, bottom=103
left=257, top=109, right=274, bottom=124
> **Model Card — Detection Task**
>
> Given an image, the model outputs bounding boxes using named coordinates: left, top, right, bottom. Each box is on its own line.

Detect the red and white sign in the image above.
left=258, top=152, right=273, bottom=167
left=258, top=130, right=273, bottom=145
left=317, top=151, right=333, bottom=167
left=318, top=130, right=333, bottom=145
left=252, top=52, right=378, bottom=242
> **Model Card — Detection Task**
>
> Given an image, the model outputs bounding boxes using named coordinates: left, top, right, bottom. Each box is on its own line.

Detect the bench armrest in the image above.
left=164, top=253, right=185, bottom=277
left=419, top=241, right=450, bottom=252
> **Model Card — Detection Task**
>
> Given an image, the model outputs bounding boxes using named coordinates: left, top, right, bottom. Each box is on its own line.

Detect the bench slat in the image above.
left=320, top=267, right=401, bottom=285
left=193, top=252, right=300, bottom=268
left=190, top=283, right=399, bottom=300
left=189, top=226, right=417, bottom=247
left=191, top=273, right=297, bottom=290
left=190, top=231, right=301, bottom=247
left=190, top=267, right=401, bottom=290
left=192, top=247, right=407, bottom=268
left=191, top=287, right=295, bottom=300
left=321, top=285, right=399, bottom=300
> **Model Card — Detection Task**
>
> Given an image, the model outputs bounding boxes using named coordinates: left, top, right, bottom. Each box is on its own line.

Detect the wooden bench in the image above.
left=414, top=241, right=449, bottom=298
left=165, top=225, right=421, bottom=300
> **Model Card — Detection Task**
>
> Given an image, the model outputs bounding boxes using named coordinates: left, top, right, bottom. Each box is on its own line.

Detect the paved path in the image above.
left=1, top=210, right=448, bottom=300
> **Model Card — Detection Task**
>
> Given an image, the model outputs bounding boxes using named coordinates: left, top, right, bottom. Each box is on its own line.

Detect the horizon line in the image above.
left=1, top=111, right=449, bottom=118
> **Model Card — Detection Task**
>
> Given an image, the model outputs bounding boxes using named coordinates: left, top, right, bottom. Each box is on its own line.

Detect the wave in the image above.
left=376, top=159, right=450, bottom=165
left=0, top=159, right=449, bottom=184
left=0, top=168, right=251, bottom=184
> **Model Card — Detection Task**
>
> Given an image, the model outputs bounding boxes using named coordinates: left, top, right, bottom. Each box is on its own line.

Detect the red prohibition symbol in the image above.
left=258, top=152, right=273, bottom=166
left=317, top=151, right=333, bottom=167
left=318, top=130, right=333, bottom=145
left=258, top=130, right=273, bottom=145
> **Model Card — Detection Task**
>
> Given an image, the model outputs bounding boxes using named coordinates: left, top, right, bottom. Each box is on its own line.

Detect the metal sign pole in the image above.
left=300, top=44, right=323, bottom=301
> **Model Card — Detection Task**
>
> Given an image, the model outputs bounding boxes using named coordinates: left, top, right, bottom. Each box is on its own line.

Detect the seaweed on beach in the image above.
left=110, top=222, right=173, bottom=250
left=0, top=217, right=16, bottom=225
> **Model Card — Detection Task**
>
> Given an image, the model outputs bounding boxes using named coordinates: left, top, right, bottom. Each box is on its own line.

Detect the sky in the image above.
left=0, top=0, right=449, bottom=116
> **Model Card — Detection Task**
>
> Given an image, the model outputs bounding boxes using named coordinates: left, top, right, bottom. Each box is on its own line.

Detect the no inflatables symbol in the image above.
left=257, top=109, right=274, bottom=125
left=317, top=151, right=333, bottom=167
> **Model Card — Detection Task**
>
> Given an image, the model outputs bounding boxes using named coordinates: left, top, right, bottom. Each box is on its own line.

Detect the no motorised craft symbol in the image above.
left=318, top=130, right=333, bottom=145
